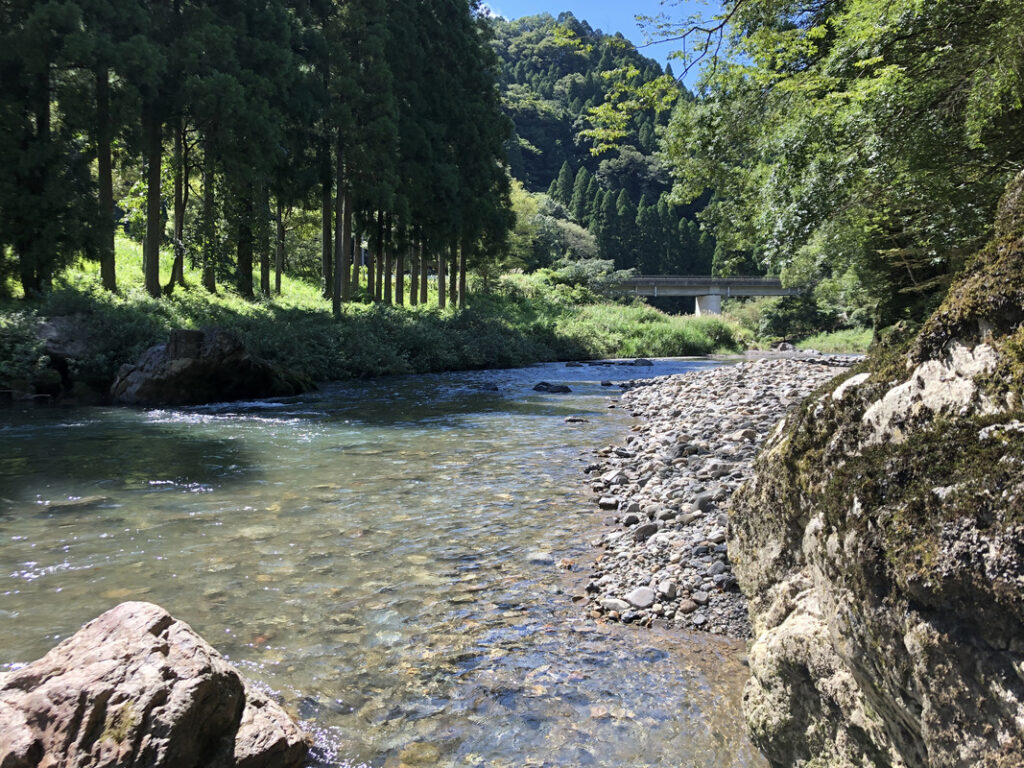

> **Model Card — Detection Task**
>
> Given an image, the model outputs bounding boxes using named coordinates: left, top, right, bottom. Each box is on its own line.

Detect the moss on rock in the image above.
left=731, top=221, right=1024, bottom=767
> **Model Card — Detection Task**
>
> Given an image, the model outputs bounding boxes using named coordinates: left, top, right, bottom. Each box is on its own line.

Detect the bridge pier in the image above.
left=695, top=294, right=722, bottom=316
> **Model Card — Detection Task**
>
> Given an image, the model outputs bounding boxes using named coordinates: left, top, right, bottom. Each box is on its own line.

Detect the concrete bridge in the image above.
left=617, top=275, right=802, bottom=316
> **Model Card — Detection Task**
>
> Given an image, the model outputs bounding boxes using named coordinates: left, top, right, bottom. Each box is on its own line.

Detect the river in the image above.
left=0, top=359, right=764, bottom=768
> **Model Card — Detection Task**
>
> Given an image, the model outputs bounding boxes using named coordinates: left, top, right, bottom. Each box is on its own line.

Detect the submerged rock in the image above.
left=731, top=231, right=1024, bottom=766
left=0, top=601, right=308, bottom=768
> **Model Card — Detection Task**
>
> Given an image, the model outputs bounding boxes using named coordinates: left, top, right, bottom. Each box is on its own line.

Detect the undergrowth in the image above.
left=0, top=239, right=745, bottom=394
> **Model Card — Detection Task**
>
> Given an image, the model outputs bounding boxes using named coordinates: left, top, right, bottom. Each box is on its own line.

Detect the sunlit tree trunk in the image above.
left=96, top=66, right=116, bottom=292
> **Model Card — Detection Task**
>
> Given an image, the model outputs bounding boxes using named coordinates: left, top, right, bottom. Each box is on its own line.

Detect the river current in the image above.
left=0, top=360, right=764, bottom=768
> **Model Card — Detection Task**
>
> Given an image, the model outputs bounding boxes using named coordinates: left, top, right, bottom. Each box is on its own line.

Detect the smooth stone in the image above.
left=633, top=523, right=659, bottom=542
left=692, top=591, right=710, bottom=605
left=624, top=587, right=656, bottom=609
left=678, top=599, right=699, bottom=614
left=658, top=580, right=678, bottom=600
left=598, top=497, right=619, bottom=510
left=45, top=495, right=112, bottom=512
left=600, top=598, right=631, bottom=613
left=525, top=551, right=555, bottom=565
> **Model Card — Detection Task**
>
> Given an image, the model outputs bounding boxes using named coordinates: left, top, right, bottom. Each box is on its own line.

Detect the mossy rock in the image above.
left=731, top=216, right=1024, bottom=767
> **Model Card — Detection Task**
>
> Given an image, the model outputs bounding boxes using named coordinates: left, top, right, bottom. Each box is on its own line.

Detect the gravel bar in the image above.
left=579, top=356, right=860, bottom=637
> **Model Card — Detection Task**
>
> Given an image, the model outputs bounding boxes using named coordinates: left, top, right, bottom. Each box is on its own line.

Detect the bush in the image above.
left=0, top=311, right=46, bottom=390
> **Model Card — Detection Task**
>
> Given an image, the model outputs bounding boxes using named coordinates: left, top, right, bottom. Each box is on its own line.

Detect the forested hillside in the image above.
left=491, top=13, right=714, bottom=278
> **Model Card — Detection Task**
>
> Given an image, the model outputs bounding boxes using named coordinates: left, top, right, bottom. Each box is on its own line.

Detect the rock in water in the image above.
left=0, top=602, right=308, bottom=768
left=533, top=381, right=572, bottom=394
left=110, top=328, right=311, bottom=406
left=731, top=227, right=1024, bottom=767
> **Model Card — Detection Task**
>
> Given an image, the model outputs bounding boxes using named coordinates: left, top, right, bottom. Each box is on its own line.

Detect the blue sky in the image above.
left=482, top=1, right=722, bottom=85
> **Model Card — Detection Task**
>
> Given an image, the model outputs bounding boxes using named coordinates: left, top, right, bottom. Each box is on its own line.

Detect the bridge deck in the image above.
left=618, top=275, right=801, bottom=298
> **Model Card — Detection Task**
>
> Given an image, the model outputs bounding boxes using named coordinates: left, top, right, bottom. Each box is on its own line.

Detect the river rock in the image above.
left=533, top=382, right=572, bottom=394
left=624, top=587, right=656, bottom=609
left=731, top=225, right=1024, bottom=767
left=583, top=354, right=856, bottom=638
left=0, top=601, right=308, bottom=768
left=111, top=329, right=311, bottom=406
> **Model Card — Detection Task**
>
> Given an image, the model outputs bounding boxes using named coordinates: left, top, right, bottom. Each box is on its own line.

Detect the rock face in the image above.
left=111, top=329, right=311, bottom=406
left=730, top=233, right=1024, bottom=766
left=0, top=602, right=308, bottom=768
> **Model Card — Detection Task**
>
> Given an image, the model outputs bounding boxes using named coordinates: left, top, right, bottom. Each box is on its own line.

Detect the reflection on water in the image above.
left=0, top=360, right=763, bottom=768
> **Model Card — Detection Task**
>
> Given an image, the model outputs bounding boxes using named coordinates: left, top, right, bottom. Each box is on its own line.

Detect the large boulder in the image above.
left=0, top=602, right=308, bottom=768
left=730, top=230, right=1024, bottom=766
left=111, top=329, right=311, bottom=406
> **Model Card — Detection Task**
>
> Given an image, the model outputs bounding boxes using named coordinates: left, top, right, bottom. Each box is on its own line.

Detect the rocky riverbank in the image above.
left=579, top=356, right=859, bottom=637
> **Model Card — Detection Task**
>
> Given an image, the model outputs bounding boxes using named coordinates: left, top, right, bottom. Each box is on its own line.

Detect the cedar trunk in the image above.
left=275, top=198, right=285, bottom=294
left=419, top=242, right=428, bottom=304
left=143, top=101, right=162, bottom=298
left=96, top=66, right=116, bottom=292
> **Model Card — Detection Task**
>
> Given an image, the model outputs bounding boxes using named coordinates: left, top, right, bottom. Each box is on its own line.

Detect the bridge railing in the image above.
left=622, top=275, right=786, bottom=288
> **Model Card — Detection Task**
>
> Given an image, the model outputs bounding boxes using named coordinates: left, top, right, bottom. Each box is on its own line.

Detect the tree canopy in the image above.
left=661, top=0, right=1024, bottom=325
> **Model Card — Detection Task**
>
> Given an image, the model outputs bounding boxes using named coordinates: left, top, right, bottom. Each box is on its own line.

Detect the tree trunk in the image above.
left=375, top=212, right=384, bottom=301
left=351, top=228, right=361, bottom=294
left=201, top=138, right=216, bottom=293
left=96, top=66, right=116, bottom=293
left=258, top=182, right=271, bottom=297
left=383, top=213, right=392, bottom=304
left=320, top=140, right=333, bottom=299
left=333, top=151, right=343, bottom=317
left=395, top=227, right=404, bottom=307
left=438, top=240, right=450, bottom=309
left=367, top=212, right=378, bottom=302
left=449, top=239, right=459, bottom=308
left=409, top=241, right=419, bottom=306
left=341, top=187, right=353, bottom=302
left=143, top=101, right=162, bottom=298
left=419, top=242, right=428, bottom=304
left=459, top=237, right=468, bottom=309
left=236, top=185, right=254, bottom=299
left=165, top=118, right=187, bottom=293
left=275, top=198, right=285, bottom=295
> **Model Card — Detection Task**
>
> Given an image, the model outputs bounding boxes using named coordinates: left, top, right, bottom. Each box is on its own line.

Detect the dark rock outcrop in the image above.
left=730, top=232, right=1024, bottom=766
left=111, top=329, right=311, bottom=406
left=0, top=602, right=308, bottom=768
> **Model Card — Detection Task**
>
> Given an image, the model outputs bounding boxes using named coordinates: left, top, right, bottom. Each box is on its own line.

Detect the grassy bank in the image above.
left=1, top=239, right=746, bottom=399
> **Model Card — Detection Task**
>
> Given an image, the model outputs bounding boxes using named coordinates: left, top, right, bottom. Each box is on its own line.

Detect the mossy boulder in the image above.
left=730, top=232, right=1024, bottom=767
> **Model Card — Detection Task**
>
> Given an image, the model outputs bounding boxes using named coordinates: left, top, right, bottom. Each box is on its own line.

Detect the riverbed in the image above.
left=0, top=360, right=764, bottom=768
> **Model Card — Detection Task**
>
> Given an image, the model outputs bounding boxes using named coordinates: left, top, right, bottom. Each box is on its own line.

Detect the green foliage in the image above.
left=0, top=312, right=46, bottom=389
left=796, top=329, right=874, bottom=354
left=662, top=0, right=1024, bottom=328
left=0, top=238, right=744, bottom=398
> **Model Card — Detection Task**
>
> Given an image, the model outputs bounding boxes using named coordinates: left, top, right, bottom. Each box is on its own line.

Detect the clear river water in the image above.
left=0, top=360, right=765, bottom=768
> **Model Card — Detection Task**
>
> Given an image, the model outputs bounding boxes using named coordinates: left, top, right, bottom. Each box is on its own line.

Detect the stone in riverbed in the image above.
left=0, top=601, right=307, bottom=768
left=633, top=523, right=659, bottom=542
left=533, top=381, right=572, bottom=394
left=624, top=587, right=656, bottom=609
left=598, top=497, right=619, bottom=510
left=678, top=599, right=699, bottom=615
left=600, top=598, right=631, bottom=613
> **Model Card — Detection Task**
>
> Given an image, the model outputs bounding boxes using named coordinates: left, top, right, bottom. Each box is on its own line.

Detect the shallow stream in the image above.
left=0, top=360, right=764, bottom=768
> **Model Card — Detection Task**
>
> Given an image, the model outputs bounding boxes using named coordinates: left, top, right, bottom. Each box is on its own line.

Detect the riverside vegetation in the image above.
left=0, top=238, right=745, bottom=402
